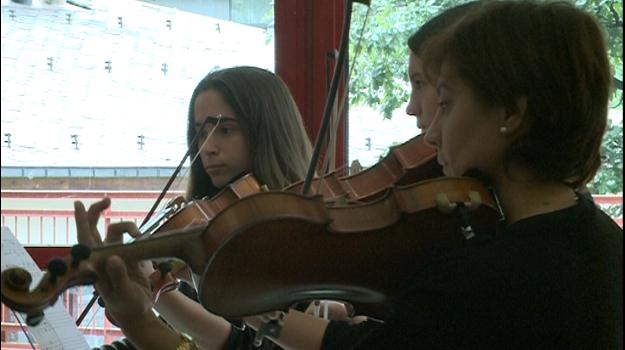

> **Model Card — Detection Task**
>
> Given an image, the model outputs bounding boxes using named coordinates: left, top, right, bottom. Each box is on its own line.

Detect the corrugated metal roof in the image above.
left=0, top=0, right=274, bottom=167
left=0, top=166, right=183, bottom=177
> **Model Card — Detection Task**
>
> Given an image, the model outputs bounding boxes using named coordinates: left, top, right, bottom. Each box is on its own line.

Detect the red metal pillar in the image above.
left=275, top=0, right=347, bottom=170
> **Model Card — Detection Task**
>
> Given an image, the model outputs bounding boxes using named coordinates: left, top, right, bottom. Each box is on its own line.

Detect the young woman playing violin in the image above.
left=70, top=4, right=482, bottom=350
left=74, top=66, right=320, bottom=350
left=405, top=1, right=478, bottom=133
left=238, top=1, right=623, bottom=349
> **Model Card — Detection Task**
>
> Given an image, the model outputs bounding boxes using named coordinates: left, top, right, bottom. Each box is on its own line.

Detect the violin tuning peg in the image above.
left=97, top=296, right=106, bottom=308
left=47, top=258, right=68, bottom=283
left=26, top=312, right=45, bottom=327
left=70, top=244, right=91, bottom=267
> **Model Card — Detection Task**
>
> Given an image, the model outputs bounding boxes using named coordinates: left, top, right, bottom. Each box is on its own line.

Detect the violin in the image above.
left=0, top=174, right=262, bottom=326
left=137, top=173, right=263, bottom=282
left=285, top=134, right=442, bottom=202
left=141, top=173, right=262, bottom=238
left=1, top=176, right=500, bottom=323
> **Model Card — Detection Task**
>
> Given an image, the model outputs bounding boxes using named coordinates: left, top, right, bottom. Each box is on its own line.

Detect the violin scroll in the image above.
left=3, top=267, right=32, bottom=292
left=2, top=268, right=44, bottom=326
left=1, top=246, right=99, bottom=323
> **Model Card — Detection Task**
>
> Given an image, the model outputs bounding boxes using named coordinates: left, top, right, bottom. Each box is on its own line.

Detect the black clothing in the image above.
left=224, top=302, right=310, bottom=350
left=225, top=325, right=278, bottom=350
left=323, top=195, right=623, bottom=349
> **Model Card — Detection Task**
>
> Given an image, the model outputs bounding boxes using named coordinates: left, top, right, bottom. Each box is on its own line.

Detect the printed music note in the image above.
left=1, top=226, right=91, bottom=350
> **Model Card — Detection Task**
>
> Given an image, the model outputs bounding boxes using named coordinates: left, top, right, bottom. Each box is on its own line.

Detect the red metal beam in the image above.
left=275, top=0, right=347, bottom=171
left=25, top=246, right=71, bottom=269
left=593, top=195, right=624, bottom=206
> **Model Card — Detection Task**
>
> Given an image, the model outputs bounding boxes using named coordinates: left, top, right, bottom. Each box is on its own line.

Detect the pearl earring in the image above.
left=499, top=126, right=508, bottom=134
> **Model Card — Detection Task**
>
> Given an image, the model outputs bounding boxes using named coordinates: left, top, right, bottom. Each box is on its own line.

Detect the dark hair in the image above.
left=186, top=66, right=312, bottom=199
left=407, top=1, right=479, bottom=56
left=423, top=1, right=613, bottom=187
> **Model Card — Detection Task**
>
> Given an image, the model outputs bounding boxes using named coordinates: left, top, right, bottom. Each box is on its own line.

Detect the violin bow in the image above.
left=320, top=4, right=371, bottom=182
left=302, top=0, right=371, bottom=196
left=74, top=116, right=219, bottom=327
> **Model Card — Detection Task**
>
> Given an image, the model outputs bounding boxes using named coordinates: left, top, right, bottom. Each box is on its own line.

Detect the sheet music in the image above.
left=1, top=226, right=91, bottom=350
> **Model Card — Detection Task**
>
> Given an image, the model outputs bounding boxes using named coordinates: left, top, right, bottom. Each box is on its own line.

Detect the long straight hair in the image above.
left=186, top=66, right=312, bottom=199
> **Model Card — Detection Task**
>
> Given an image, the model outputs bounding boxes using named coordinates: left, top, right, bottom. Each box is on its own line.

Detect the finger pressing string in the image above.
left=104, top=222, right=141, bottom=244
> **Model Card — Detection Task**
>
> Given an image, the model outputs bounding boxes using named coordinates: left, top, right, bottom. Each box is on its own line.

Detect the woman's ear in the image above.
left=502, top=96, right=527, bottom=136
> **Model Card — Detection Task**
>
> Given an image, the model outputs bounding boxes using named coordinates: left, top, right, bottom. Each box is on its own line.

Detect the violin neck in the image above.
left=90, top=224, right=207, bottom=274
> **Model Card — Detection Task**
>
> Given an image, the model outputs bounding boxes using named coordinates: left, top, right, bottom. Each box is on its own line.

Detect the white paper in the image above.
left=1, top=226, right=91, bottom=350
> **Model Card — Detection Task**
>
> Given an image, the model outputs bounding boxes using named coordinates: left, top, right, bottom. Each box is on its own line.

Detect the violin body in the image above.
left=198, top=176, right=500, bottom=319
left=146, top=173, right=262, bottom=236
left=285, top=134, right=442, bottom=202
left=138, top=173, right=263, bottom=280
left=1, top=176, right=499, bottom=323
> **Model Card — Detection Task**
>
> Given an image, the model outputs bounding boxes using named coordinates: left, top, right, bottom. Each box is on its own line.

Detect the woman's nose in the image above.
left=199, top=136, right=218, bottom=155
left=405, top=96, right=421, bottom=119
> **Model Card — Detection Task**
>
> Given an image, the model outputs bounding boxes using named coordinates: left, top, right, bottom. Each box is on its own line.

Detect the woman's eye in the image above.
left=219, top=126, right=234, bottom=135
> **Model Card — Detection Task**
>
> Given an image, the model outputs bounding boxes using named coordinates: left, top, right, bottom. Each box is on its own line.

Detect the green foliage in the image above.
left=588, top=118, right=623, bottom=194
left=349, top=0, right=623, bottom=195
left=349, top=0, right=464, bottom=118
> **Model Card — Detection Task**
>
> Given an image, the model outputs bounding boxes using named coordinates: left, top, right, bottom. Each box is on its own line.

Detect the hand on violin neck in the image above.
left=95, top=255, right=154, bottom=330
left=74, top=198, right=110, bottom=246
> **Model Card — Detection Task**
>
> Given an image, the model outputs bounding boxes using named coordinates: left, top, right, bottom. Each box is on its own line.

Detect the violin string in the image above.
left=139, top=114, right=220, bottom=229
left=152, top=114, right=222, bottom=211
left=147, top=116, right=222, bottom=292
left=162, top=114, right=223, bottom=208
left=11, top=309, right=37, bottom=350
left=75, top=114, right=222, bottom=326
